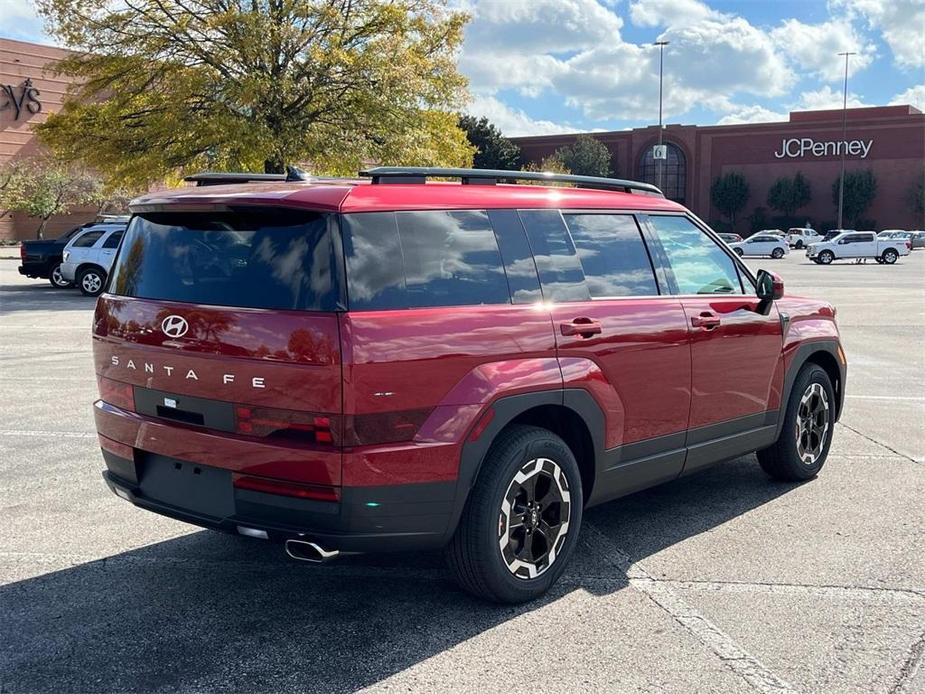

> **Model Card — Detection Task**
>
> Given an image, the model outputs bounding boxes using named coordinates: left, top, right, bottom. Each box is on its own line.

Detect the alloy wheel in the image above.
left=883, top=250, right=897, bottom=264
left=51, top=265, right=69, bottom=287
left=795, top=382, right=830, bottom=465
left=82, top=272, right=102, bottom=294
left=498, top=458, right=571, bottom=580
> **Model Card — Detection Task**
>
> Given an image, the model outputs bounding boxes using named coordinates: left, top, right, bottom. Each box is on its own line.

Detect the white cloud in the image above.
left=717, top=105, right=789, bottom=125
left=831, top=0, right=925, bottom=68
left=466, top=95, right=580, bottom=137
left=0, top=0, right=48, bottom=43
left=771, top=19, right=876, bottom=81
left=890, top=84, right=925, bottom=111
left=629, top=0, right=721, bottom=28
left=796, top=86, right=872, bottom=110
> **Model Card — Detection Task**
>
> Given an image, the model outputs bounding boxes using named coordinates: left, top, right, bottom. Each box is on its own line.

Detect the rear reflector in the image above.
left=232, top=474, right=340, bottom=502
left=235, top=406, right=337, bottom=445
left=98, top=376, right=134, bottom=411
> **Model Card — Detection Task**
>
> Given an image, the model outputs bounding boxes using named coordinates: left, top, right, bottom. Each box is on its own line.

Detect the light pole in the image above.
left=836, top=51, right=856, bottom=230
left=654, top=40, right=669, bottom=193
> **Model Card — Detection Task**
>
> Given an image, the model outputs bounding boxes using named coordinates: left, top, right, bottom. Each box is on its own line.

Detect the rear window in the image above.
left=341, top=210, right=510, bottom=310
left=108, top=210, right=341, bottom=311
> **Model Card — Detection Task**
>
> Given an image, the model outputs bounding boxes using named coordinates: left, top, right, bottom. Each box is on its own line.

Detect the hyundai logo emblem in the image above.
left=161, top=315, right=189, bottom=338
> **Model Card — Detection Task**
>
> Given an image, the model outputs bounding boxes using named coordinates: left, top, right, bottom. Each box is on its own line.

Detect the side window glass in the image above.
left=646, top=216, right=743, bottom=295
left=562, top=214, right=659, bottom=297
left=72, top=231, right=104, bottom=248
left=488, top=209, right=542, bottom=304
left=341, top=211, right=510, bottom=310
left=518, top=210, right=590, bottom=302
left=102, top=231, right=124, bottom=249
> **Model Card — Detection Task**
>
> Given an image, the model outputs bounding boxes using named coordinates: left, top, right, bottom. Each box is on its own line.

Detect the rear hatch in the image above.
left=93, top=207, right=345, bottom=487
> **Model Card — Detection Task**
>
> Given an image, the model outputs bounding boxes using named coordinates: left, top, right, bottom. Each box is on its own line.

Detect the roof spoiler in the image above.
left=184, top=167, right=311, bottom=187
left=359, top=166, right=664, bottom=196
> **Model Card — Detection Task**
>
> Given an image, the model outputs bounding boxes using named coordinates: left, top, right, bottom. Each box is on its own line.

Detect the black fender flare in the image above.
left=775, top=339, right=846, bottom=439
left=441, top=389, right=605, bottom=543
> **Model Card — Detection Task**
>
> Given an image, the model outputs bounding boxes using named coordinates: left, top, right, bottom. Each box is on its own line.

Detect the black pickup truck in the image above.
left=18, top=225, right=90, bottom=287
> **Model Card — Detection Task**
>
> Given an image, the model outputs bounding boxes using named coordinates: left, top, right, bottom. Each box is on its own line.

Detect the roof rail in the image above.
left=359, top=166, right=663, bottom=196
left=184, top=172, right=288, bottom=187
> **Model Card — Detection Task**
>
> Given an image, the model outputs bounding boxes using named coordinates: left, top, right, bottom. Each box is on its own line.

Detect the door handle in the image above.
left=560, top=318, right=602, bottom=338
left=691, top=312, right=721, bottom=330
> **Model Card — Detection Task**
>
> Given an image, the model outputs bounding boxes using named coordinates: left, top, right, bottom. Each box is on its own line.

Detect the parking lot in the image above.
left=1, top=250, right=923, bottom=693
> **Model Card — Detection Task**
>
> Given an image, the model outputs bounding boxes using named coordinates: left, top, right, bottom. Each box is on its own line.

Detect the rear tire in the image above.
left=734, top=248, right=744, bottom=257
left=757, top=364, right=835, bottom=482
left=795, top=240, right=804, bottom=249
left=48, top=263, right=72, bottom=288
left=77, top=266, right=106, bottom=297
left=445, top=425, right=583, bottom=604
left=771, top=247, right=784, bottom=259
left=818, top=250, right=834, bottom=265
left=881, top=249, right=898, bottom=264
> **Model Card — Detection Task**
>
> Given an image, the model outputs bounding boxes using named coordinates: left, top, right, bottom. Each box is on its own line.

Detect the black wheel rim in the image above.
left=796, top=382, right=830, bottom=465
left=498, top=458, right=571, bottom=580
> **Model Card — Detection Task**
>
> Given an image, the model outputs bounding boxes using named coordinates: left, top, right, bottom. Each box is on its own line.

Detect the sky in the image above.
left=2, top=0, right=923, bottom=136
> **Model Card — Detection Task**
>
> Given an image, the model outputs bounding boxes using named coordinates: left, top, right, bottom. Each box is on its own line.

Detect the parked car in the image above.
left=877, top=229, right=905, bottom=238
left=786, top=227, right=822, bottom=249
left=822, top=229, right=853, bottom=242
left=60, top=224, right=126, bottom=296
left=717, top=232, right=742, bottom=243
left=93, top=167, right=846, bottom=603
left=909, top=231, right=925, bottom=250
left=756, top=229, right=785, bottom=238
left=807, top=230, right=910, bottom=264
left=729, top=234, right=789, bottom=258
left=18, top=223, right=95, bottom=288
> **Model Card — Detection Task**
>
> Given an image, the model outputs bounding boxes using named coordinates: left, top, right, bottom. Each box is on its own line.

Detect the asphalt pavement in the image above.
left=1, top=251, right=923, bottom=694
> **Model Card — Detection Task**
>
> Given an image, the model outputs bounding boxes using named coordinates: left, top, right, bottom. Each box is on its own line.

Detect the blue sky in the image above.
left=3, top=0, right=923, bottom=136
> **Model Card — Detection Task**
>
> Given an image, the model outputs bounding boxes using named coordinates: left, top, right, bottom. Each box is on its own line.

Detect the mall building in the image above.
left=3, top=36, right=924, bottom=240
left=512, top=104, right=925, bottom=232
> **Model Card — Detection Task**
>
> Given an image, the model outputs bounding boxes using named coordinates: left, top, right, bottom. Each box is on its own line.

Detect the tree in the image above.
left=832, top=170, right=877, bottom=227
left=710, top=172, right=750, bottom=228
left=767, top=172, right=811, bottom=219
left=35, top=0, right=473, bottom=185
left=0, top=157, right=101, bottom=238
left=554, top=135, right=611, bottom=177
left=458, top=115, right=521, bottom=170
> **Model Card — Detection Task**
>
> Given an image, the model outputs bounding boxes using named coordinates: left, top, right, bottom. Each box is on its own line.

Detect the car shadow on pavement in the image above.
left=0, top=282, right=97, bottom=313
left=0, top=455, right=795, bottom=693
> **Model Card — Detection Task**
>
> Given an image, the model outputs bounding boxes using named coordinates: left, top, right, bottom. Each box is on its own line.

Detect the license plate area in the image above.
left=138, top=454, right=235, bottom=519
left=134, top=387, right=235, bottom=432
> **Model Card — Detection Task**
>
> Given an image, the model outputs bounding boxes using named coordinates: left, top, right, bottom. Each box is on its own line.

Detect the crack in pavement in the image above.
left=892, top=631, right=925, bottom=693
left=582, top=523, right=798, bottom=694
left=839, top=423, right=922, bottom=464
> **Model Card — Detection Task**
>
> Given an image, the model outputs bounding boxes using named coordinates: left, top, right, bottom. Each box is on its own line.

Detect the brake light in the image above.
left=98, top=376, right=134, bottom=410
left=906, top=241, right=911, bottom=249
left=235, top=405, right=338, bottom=445
left=232, top=473, right=340, bottom=502
left=20, top=244, right=26, bottom=260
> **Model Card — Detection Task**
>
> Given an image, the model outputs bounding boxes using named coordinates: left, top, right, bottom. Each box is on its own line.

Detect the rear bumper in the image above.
left=18, top=263, right=48, bottom=278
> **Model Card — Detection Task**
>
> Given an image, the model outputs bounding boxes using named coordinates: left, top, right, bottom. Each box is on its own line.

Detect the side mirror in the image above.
left=756, top=269, right=784, bottom=301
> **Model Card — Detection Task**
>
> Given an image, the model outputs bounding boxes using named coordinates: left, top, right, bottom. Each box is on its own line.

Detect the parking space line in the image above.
left=662, top=578, right=924, bottom=605
left=845, top=395, right=925, bottom=402
left=1, top=430, right=96, bottom=439
left=583, top=523, right=797, bottom=694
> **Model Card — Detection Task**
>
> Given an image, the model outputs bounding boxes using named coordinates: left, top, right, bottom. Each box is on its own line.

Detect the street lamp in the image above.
left=654, top=40, right=669, bottom=193
left=836, top=51, right=856, bottom=230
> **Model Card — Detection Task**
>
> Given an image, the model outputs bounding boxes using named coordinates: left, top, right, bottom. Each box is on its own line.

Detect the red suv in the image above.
left=93, top=167, right=846, bottom=603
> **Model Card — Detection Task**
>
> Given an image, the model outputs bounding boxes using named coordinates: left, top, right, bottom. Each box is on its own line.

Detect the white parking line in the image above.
left=0, top=430, right=96, bottom=439
left=583, top=524, right=797, bottom=694
left=844, top=395, right=925, bottom=402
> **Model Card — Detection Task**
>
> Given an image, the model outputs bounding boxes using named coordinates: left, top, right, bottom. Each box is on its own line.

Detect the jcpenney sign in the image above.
left=774, top=138, right=873, bottom=159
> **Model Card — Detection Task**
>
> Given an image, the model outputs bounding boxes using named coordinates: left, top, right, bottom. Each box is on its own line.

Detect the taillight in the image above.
left=906, top=242, right=911, bottom=249
left=235, top=405, right=338, bottom=445
left=20, top=244, right=26, bottom=260
left=232, top=473, right=340, bottom=502
left=98, top=376, right=134, bottom=410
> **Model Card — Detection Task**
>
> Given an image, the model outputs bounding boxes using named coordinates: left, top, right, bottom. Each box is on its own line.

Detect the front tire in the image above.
left=771, top=247, right=785, bottom=259
left=77, top=267, right=106, bottom=297
left=818, top=250, right=834, bottom=265
left=446, top=425, right=583, bottom=604
left=881, top=249, right=898, bottom=264
left=795, top=240, right=804, bottom=249
left=734, top=248, right=744, bottom=257
left=48, top=263, right=72, bottom=288
left=757, top=364, right=835, bottom=481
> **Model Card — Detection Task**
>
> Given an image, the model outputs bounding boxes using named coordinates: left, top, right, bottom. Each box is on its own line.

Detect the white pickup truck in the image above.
left=806, top=230, right=911, bottom=265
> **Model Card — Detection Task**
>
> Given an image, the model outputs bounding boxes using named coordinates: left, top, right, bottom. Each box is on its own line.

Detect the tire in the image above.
left=771, top=247, right=784, bottom=259
left=445, top=425, right=583, bottom=604
left=48, top=263, right=72, bottom=288
left=875, top=257, right=884, bottom=264
left=817, top=250, right=834, bottom=265
left=795, top=241, right=804, bottom=249
left=77, top=266, right=106, bottom=297
left=757, top=364, right=835, bottom=482
left=734, top=248, right=744, bottom=257
left=881, top=248, right=898, bottom=264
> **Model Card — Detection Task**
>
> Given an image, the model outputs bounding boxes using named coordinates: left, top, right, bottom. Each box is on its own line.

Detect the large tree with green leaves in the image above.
left=710, top=171, right=750, bottom=228
left=458, top=115, right=521, bottom=170
left=0, top=157, right=101, bottom=238
left=767, top=171, right=811, bottom=219
left=554, top=135, right=612, bottom=177
left=832, top=170, right=877, bottom=227
left=35, top=0, right=473, bottom=185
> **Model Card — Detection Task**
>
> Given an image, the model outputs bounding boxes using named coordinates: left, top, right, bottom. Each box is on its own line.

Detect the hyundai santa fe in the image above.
left=93, top=166, right=846, bottom=603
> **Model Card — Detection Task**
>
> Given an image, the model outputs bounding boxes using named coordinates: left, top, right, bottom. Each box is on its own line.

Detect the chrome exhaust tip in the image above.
left=285, top=539, right=340, bottom=563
